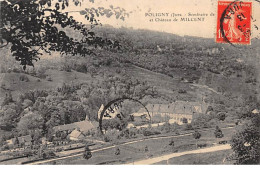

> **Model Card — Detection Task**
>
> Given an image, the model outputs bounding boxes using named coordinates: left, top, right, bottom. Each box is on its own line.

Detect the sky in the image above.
left=67, top=0, right=260, bottom=38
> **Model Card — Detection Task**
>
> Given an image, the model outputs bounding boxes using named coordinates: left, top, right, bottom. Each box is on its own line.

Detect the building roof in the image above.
left=11, top=135, right=32, bottom=144
left=53, top=120, right=98, bottom=133
left=252, top=109, right=259, bottom=114
left=69, top=129, right=83, bottom=138
left=135, top=101, right=208, bottom=115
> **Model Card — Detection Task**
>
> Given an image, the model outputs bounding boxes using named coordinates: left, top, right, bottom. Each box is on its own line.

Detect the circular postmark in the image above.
left=98, top=97, right=151, bottom=134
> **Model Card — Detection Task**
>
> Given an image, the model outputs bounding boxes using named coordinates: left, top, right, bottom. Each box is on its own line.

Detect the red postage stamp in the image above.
left=216, top=1, right=252, bottom=45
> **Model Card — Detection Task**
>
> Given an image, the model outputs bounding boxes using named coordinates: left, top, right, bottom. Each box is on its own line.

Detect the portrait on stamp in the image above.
left=216, top=1, right=252, bottom=44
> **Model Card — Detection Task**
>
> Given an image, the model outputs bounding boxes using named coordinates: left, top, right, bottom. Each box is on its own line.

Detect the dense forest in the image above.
left=1, top=25, right=260, bottom=150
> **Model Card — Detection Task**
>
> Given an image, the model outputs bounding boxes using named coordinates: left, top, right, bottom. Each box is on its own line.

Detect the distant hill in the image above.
left=0, top=62, right=209, bottom=105
left=0, top=25, right=259, bottom=143
left=0, top=25, right=259, bottom=106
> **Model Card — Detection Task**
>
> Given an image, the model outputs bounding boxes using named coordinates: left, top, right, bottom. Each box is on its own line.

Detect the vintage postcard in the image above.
left=0, top=0, right=260, bottom=165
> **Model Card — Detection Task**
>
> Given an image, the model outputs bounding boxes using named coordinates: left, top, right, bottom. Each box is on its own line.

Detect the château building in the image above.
left=132, top=101, right=209, bottom=125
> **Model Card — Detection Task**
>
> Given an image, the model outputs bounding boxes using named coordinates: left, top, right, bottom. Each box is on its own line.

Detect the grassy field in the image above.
left=0, top=59, right=218, bottom=104
left=124, top=65, right=195, bottom=102
left=103, top=64, right=218, bottom=103
left=0, top=68, right=95, bottom=104
left=45, top=126, right=235, bottom=165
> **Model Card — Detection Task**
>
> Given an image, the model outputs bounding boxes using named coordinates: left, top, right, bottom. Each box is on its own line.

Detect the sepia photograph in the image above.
left=0, top=0, right=259, bottom=165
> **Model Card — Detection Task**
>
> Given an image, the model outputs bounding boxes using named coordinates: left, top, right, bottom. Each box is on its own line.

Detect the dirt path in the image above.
left=125, top=144, right=231, bottom=165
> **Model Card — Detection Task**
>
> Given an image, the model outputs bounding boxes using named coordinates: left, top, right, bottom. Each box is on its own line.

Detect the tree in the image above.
left=46, top=109, right=62, bottom=128
left=230, top=114, right=260, bottom=164
left=13, top=137, right=19, bottom=147
left=17, top=111, right=44, bottom=131
left=115, top=147, right=120, bottom=155
left=162, top=121, right=171, bottom=133
left=0, top=107, right=18, bottom=130
left=182, top=117, right=188, bottom=124
left=0, top=0, right=128, bottom=69
left=46, top=128, right=54, bottom=142
left=214, top=126, right=224, bottom=139
left=0, top=134, right=7, bottom=146
left=206, top=106, right=214, bottom=113
left=83, top=144, right=92, bottom=159
left=31, top=129, right=43, bottom=145
left=193, top=130, right=201, bottom=148
left=191, top=114, right=211, bottom=129
left=1, top=91, right=13, bottom=106
left=217, top=112, right=226, bottom=121
left=169, top=138, right=174, bottom=147
left=144, top=145, right=149, bottom=152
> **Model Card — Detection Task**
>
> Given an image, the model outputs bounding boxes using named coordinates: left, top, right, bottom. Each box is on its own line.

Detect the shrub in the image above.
left=22, top=99, right=34, bottom=108
left=23, top=149, right=34, bottom=157
left=119, top=129, right=130, bottom=139
left=60, top=62, right=72, bottom=72
left=142, top=127, right=161, bottom=136
left=103, top=135, right=111, bottom=142
left=129, top=128, right=138, bottom=138
left=197, top=144, right=207, bottom=148
left=36, top=67, right=47, bottom=78
left=178, top=89, right=187, bottom=94
left=184, top=123, right=193, bottom=130
left=0, top=83, right=6, bottom=89
left=214, top=126, right=224, bottom=138
left=88, top=66, right=97, bottom=77
left=19, top=75, right=30, bottom=82
left=192, top=114, right=212, bottom=129
left=218, top=140, right=227, bottom=144
left=206, top=106, right=214, bottom=113
left=217, top=112, right=226, bottom=121
left=57, top=83, right=81, bottom=95
left=83, top=150, right=92, bottom=159
left=182, top=117, right=188, bottom=124
left=161, top=121, right=170, bottom=129
left=12, top=67, right=22, bottom=73
left=193, top=130, right=201, bottom=148
left=2, top=145, right=10, bottom=150
left=28, top=68, right=37, bottom=76
left=169, top=139, right=174, bottom=146
left=193, top=130, right=201, bottom=140
left=46, top=76, right=52, bottom=82
left=1, top=91, right=14, bottom=106
left=74, top=64, right=88, bottom=73
left=143, top=130, right=153, bottom=136
left=55, top=148, right=63, bottom=152
left=115, top=68, right=121, bottom=74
